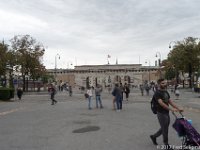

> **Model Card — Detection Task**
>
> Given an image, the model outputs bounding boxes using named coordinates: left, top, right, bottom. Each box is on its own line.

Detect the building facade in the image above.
left=47, top=64, right=162, bottom=89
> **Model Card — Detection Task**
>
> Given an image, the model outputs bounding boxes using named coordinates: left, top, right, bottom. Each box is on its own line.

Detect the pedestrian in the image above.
left=124, top=83, right=130, bottom=101
left=150, top=78, right=183, bottom=148
left=119, top=82, right=124, bottom=101
left=17, top=87, right=23, bottom=100
left=145, top=83, right=150, bottom=96
left=175, top=88, right=180, bottom=100
left=95, top=85, right=103, bottom=109
left=86, top=87, right=93, bottom=110
left=48, top=84, right=57, bottom=105
left=112, top=83, right=122, bottom=112
left=112, top=97, right=116, bottom=110
left=69, top=85, right=72, bottom=96
left=140, top=84, right=144, bottom=96
left=153, top=84, right=158, bottom=93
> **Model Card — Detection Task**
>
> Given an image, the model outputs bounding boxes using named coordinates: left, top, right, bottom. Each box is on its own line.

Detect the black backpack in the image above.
left=150, top=93, right=158, bottom=114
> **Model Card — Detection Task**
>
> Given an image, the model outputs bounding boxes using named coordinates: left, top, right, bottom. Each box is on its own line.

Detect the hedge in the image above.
left=0, top=87, right=14, bottom=100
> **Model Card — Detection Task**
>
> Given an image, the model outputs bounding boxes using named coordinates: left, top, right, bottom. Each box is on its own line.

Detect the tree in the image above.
left=0, top=41, right=8, bottom=76
left=166, top=37, right=200, bottom=88
left=10, top=35, right=45, bottom=91
left=0, top=41, right=16, bottom=87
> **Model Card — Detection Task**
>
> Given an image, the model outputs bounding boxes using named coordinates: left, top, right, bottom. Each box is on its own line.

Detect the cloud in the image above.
left=1, top=0, right=200, bottom=68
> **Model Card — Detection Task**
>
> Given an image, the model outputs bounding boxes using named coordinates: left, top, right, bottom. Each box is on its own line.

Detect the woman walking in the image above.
left=86, top=87, right=93, bottom=110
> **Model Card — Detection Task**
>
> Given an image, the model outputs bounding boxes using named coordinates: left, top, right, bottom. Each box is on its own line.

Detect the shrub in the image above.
left=0, top=87, right=14, bottom=100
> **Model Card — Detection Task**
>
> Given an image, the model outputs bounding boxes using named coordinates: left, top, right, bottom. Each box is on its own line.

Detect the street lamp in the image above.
left=145, top=59, right=151, bottom=83
left=155, top=52, right=161, bottom=66
left=169, top=41, right=176, bottom=49
left=55, top=53, right=60, bottom=82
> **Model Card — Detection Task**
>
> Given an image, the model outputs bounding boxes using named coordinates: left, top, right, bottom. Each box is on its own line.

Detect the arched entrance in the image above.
left=114, top=75, right=121, bottom=83
left=124, top=75, right=131, bottom=84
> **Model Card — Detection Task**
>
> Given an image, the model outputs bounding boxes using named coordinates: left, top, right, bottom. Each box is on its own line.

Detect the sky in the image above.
left=1, top=0, right=200, bottom=69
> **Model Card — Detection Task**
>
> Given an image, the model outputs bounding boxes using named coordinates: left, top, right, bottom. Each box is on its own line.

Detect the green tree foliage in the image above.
left=0, top=41, right=8, bottom=75
left=165, top=37, right=200, bottom=87
left=168, top=37, right=200, bottom=73
left=10, top=35, right=46, bottom=90
left=0, top=41, right=16, bottom=76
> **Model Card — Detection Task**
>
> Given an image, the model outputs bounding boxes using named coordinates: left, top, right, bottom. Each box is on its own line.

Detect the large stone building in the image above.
left=47, top=64, right=162, bottom=89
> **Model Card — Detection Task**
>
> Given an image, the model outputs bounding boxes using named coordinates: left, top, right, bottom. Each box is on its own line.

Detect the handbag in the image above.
left=84, top=93, right=89, bottom=98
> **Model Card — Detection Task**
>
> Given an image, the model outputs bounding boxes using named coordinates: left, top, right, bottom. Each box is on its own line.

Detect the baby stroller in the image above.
left=172, top=112, right=200, bottom=149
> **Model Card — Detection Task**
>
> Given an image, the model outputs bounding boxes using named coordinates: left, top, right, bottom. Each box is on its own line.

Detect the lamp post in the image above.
left=55, top=53, right=60, bottom=83
left=169, top=41, right=176, bottom=49
left=145, top=59, right=151, bottom=83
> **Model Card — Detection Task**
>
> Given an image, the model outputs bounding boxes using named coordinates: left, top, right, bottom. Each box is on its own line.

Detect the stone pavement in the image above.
left=7, top=87, right=200, bottom=112
left=168, top=88, right=200, bottom=113
left=0, top=87, right=200, bottom=150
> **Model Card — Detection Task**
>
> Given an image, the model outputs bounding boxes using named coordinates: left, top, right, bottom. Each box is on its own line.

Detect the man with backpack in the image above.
left=112, top=83, right=122, bottom=112
left=150, top=78, right=183, bottom=148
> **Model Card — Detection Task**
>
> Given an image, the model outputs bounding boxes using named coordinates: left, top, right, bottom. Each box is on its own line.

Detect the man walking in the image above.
left=124, top=83, right=130, bottom=101
left=150, top=78, right=183, bottom=148
left=48, top=84, right=57, bottom=105
left=112, top=83, right=122, bottom=112
left=119, top=82, right=124, bottom=101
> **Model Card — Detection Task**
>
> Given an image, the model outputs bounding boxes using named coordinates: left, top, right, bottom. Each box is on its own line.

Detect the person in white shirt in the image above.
left=87, top=87, right=93, bottom=110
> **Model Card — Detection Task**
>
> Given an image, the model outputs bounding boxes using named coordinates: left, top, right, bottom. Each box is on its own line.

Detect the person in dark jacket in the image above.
left=68, top=85, right=72, bottom=96
left=124, top=83, right=130, bottom=101
left=95, top=85, right=103, bottom=108
left=48, top=84, right=57, bottom=105
left=119, top=82, right=124, bottom=101
left=17, top=87, right=23, bottom=100
left=112, top=83, right=122, bottom=112
left=150, top=78, right=183, bottom=148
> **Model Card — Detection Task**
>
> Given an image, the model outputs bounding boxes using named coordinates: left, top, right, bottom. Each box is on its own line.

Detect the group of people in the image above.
left=85, top=85, right=104, bottom=110
left=84, top=82, right=130, bottom=111
left=85, top=79, right=184, bottom=149
left=48, top=79, right=184, bottom=148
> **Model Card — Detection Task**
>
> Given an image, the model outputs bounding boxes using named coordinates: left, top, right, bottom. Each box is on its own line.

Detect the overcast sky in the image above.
left=1, top=0, right=200, bottom=69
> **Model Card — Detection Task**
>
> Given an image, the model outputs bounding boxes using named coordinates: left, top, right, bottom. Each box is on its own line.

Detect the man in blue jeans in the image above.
left=95, top=85, right=103, bottom=109
left=112, top=83, right=122, bottom=112
left=150, top=78, right=183, bottom=149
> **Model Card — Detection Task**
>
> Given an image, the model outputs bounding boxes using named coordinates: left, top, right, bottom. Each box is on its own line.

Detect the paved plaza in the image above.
left=0, top=88, right=200, bottom=150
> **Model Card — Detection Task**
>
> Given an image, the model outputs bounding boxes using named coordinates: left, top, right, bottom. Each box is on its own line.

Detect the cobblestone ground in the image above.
left=0, top=88, right=200, bottom=150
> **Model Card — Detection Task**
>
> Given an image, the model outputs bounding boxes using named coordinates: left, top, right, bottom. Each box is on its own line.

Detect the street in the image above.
left=0, top=88, right=200, bottom=150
